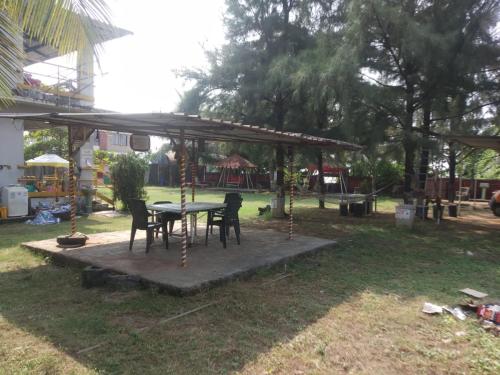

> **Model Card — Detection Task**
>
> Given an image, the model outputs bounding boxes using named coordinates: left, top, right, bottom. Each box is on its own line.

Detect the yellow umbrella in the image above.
left=25, top=154, right=69, bottom=168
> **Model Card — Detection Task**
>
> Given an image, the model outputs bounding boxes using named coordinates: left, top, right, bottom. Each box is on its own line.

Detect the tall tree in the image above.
left=180, top=0, right=317, bottom=214
left=416, top=0, right=500, bottom=199
left=341, top=0, right=425, bottom=196
left=338, top=0, right=500, bottom=198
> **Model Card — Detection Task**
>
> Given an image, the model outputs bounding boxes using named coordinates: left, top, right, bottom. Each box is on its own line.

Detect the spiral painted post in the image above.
left=288, top=146, right=294, bottom=240
left=68, top=126, right=77, bottom=235
left=190, top=141, right=198, bottom=237
left=179, top=130, right=188, bottom=267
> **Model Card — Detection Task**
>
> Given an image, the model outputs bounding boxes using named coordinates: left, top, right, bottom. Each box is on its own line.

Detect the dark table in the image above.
left=147, top=202, right=227, bottom=243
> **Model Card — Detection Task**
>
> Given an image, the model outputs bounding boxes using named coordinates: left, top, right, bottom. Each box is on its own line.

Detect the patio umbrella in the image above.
left=26, top=154, right=69, bottom=168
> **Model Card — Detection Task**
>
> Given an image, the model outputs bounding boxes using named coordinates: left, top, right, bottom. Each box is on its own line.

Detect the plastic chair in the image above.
left=152, top=201, right=182, bottom=238
left=205, top=193, right=242, bottom=248
left=128, top=199, right=166, bottom=252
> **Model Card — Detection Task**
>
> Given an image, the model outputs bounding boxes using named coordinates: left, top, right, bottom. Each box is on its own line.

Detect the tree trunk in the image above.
left=448, top=94, right=465, bottom=202
left=418, top=100, right=431, bottom=190
left=268, top=158, right=275, bottom=191
left=276, top=145, right=285, bottom=198
left=317, top=151, right=325, bottom=208
left=273, top=96, right=286, bottom=217
left=448, top=142, right=456, bottom=202
left=403, top=88, right=416, bottom=201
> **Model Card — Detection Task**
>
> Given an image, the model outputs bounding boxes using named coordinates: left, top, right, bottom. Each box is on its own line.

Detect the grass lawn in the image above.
left=0, top=187, right=499, bottom=374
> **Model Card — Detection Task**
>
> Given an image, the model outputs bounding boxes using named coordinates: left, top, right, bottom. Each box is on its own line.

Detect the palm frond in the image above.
left=0, top=0, right=112, bottom=106
left=0, top=10, right=22, bottom=106
left=15, top=0, right=112, bottom=59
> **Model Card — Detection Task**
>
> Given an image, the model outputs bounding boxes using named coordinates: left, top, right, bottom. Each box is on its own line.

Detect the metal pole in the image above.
left=191, top=140, right=196, bottom=202
left=179, top=130, right=188, bottom=267
left=288, top=146, right=294, bottom=240
left=457, top=168, right=463, bottom=216
left=191, top=140, right=197, bottom=237
left=217, top=167, right=224, bottom=187
left=472, top=166, right=477, bottom=210
left=68, top=126, right=77, bottom=235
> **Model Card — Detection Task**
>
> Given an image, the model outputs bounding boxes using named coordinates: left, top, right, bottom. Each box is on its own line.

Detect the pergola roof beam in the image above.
left=0, top=112, right=362, bottom=151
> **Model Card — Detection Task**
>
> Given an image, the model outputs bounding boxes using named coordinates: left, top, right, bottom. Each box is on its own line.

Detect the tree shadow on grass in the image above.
left=1, top=208, right=499, bottom=374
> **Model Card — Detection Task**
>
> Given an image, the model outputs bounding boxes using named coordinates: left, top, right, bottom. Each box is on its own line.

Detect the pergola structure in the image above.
left=1, top=112, right=362, bottom=267
left=215, top=154, right=257, bottom=190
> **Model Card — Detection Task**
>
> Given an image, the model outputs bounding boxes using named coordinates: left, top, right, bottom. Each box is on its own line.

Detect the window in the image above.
left=111, top=132, right=128, bottom=146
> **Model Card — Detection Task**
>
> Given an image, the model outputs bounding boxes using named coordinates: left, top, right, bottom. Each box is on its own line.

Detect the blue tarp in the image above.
left=25, top=205, right=71, bottom=225
left=26, top=210, right=60, bottom=225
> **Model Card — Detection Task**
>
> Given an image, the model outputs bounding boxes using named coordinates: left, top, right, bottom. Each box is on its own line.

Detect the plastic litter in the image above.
left=443, top=306, right=467, bottom=321
left=460, top=288, right=488, bottom=299
left=25, top=210, right=60, bottom=225
left=422, top=302, right=443, bottom=314
left=50, top=204, right=71, bottom=216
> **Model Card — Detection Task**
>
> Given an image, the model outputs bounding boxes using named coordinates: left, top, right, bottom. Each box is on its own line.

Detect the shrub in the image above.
left=375, top=160, right=403, bottom=190
left=110, top=153, right=148, bottom=210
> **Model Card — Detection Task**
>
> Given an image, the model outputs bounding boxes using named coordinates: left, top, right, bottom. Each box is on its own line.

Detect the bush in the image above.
left=110, top=153, right=148, bottom=210
left=375, top=160, right=403, bottom=190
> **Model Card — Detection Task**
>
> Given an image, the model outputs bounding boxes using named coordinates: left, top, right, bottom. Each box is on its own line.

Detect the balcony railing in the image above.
left=14, top=61, right=95, bottom=109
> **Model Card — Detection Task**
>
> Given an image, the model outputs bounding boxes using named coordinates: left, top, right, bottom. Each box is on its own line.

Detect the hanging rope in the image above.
left=68, top=126, right=77, bottom=235
left=288, top=146, right=294, bottom=240
left=179, top=131, right=188, bottom=267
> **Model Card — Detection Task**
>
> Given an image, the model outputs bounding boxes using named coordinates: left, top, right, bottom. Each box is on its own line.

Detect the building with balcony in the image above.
left=0, top=19, right=131, bottom=205
left=94, top=130, right=132, bottom=154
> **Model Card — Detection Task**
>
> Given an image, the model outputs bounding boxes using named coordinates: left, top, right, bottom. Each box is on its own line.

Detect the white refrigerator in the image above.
left=1, top=185, right=28, bottom=217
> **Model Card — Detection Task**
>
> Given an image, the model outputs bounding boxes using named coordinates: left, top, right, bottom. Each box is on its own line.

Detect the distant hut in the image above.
left=148, top=151, right=178, bottom=186
left=216, top=154, right=257, bottom=190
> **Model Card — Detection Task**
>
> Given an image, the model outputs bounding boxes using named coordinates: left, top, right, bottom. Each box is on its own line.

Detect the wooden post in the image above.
left=68, top=126, right=77, bottom=235
left=179, top=130, right=188, bottom=267
left=288, top=146, right=294, bottom=240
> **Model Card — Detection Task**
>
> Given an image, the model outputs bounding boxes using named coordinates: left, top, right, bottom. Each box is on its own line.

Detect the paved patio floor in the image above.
left=22, top=228, right=335, bottom=295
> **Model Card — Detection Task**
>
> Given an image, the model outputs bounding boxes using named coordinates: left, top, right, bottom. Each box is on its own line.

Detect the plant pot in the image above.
left=366, top=200, right=373, bottom=215
left=352, top=202, right=365, bottom=217
left=270, top=197, right=285, bottom=218
left=432, top=205, right=444, bottom=220
left=415, top=205, right=428, bottom=219
left=339, top=203, right=348, bottom=216
left=395, top=204, right=415, bottom=228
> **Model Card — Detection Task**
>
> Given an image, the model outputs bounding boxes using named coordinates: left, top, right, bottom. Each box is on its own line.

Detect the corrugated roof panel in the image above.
left=0, top=112, right=363, bottom=151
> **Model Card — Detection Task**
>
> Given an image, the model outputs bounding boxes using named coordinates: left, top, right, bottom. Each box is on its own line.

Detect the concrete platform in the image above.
left=22, top=228, right=335, bottom=295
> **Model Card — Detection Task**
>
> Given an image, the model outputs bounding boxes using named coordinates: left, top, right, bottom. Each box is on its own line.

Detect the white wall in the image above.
left=0, top=118, right=24, bottom=194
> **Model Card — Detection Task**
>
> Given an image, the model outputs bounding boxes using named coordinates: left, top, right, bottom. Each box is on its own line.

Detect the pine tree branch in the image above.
left=359, top=72, right=404, bottom=89
left=430, top=99, right=500, bottom=123
left=371, top=4, right=408, bottom=84
left=361, top=100, right=405, bottom=128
